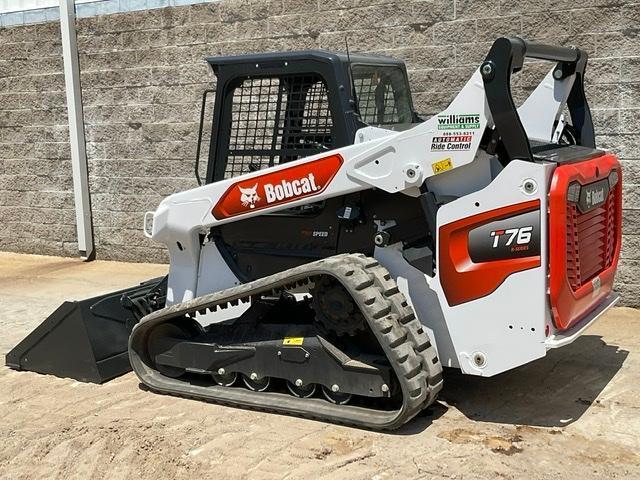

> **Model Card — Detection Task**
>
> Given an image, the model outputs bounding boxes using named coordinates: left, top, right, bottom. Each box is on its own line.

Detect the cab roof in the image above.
left=206, top=49, right=406, bottom=72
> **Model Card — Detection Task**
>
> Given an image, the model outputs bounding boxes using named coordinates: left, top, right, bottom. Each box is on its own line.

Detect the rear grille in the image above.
left=565, top=188, right=618, bottom=291
left=548, top=154, right=621, bottom=331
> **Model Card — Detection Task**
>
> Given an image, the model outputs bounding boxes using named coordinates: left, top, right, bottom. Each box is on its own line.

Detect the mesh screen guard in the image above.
left=225, top=74, right=334, bottom=179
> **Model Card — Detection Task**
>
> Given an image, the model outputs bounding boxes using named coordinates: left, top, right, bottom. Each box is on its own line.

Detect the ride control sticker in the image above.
left=430, top=133, right=473, bottom=152
left=283, top=337, right=304, bottom=346
left=212, top=154, right=343, bottom=219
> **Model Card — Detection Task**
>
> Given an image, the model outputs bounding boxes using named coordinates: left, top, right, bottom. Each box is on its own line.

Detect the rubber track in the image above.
left=129, top=254, right=443, bottom=430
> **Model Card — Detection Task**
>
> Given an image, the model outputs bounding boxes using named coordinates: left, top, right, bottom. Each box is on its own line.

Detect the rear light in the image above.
left=548, top=154, right=622, bottom=331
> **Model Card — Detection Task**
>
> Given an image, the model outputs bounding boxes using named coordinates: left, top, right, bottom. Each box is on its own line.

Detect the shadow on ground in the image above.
left=439, top=335, right=628, bottom=428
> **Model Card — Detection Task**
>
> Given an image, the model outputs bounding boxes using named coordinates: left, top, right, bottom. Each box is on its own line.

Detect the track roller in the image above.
left=286, top=380, right=316, bottom=398
left=212, top=370, right=237, bottom=387
left=321, top=385, right=352, bottom=405
left=243, top=373, right=270, bottom=392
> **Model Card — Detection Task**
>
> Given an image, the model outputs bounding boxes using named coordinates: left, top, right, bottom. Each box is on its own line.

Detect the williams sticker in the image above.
left=437, top=113, right=481, bottom=130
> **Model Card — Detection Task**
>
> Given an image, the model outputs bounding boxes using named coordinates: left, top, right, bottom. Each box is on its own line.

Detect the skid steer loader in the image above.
left=7, top=37, right=622, bottom=430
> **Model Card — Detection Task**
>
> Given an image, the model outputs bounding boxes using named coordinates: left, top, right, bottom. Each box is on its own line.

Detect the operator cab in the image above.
left=201, top=50, right=420, bottom=184
left=198, top=50, right=427, bottom=282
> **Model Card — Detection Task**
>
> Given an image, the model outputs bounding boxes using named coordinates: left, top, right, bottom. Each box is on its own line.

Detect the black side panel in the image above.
left=215, top=190, right=428, bottom=283
left=5, top=279, right=164, bottom=384
left=214, top=197, right=347, bottom=282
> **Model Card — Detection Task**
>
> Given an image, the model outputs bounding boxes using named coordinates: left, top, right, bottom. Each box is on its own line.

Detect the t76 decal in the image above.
left=212, top=154, right=343, bottom=219
left=468, top=209, right=541, bottom=263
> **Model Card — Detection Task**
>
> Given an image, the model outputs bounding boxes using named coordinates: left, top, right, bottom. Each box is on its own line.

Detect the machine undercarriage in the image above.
left=130, top=254, right=442, bottom=429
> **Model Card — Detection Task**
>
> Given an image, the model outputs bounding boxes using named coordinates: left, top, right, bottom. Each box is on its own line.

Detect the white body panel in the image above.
left=429, top=160, right=554, bottom=375
left=145, top=63, right=618, bottom=377
left=195, top=241, right=241, bottom=296
left=518, top=67, right=576, bottom=142
left=374, top=245, right=456, bottom=366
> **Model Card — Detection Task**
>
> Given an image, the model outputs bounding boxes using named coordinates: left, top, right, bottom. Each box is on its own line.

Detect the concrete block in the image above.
left=621, top=235, right=640, bottom=260
left=571, top=7, right=624, bottom=35
left=2, top=12, right=25, bottom=27
left=475, top=15, right=521, bottom=41
left=522, top=11, right=571, bottom=39
left=623, top=209, right=640, bottom=235
left=455, top=0, right=500, bottom=20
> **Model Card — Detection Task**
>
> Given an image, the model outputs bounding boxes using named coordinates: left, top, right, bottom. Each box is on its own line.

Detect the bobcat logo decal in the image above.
left=212, top=154, right=343, bottom=220
left=239, top=183, right=261, bottom=209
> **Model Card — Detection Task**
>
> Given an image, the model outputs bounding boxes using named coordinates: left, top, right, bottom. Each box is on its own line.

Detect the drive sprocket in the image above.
left=311, top=276, right=366, bottom=337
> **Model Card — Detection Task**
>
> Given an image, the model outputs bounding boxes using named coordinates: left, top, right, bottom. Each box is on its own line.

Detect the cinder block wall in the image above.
left=0, top=23, right=76, bottom=256
left=0, top=0, right=638, bottom=305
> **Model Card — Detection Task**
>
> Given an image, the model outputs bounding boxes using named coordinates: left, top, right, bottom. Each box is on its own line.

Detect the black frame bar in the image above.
left=194, top=88, right=216, bottom=186
left=481, top=37, right=595, bottom=164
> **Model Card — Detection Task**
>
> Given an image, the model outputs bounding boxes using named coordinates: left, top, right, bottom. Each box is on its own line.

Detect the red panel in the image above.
left=549, top=153, right=622, bottom=331
left=439, top=200, right=541, bottom=307
left=212, top=154, right=343, bottom=220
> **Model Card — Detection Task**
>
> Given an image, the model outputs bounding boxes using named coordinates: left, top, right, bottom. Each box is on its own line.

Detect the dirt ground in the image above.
left=0, top=252, right=638, bottom=480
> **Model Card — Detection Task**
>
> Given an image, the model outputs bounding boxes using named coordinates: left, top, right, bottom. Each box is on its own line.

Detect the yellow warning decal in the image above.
left=432, top=157, right=453, bottom=175
left=283, top=337, right=304, bottom=346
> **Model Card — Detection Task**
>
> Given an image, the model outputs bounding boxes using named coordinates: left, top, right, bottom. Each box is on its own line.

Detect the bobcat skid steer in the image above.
left=7, top=37, right=622, bottom=430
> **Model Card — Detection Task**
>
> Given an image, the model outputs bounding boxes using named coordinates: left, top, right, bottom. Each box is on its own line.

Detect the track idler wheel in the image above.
left=286, top=380, right=316, bottom=398
left=146, top=323, right=190, bottom=378
left=243, top=373, right=270, bottom=392
left=321, top=385, right=352, bottom=405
